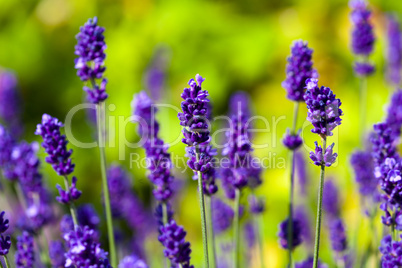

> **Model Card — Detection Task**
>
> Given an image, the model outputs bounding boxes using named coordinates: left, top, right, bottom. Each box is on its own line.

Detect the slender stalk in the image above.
left=312, top=137, right=327, bottom=268
left=291, top=102, right=299, bottom=134
left=206, top=196, right=217, bottom=268
left=234, top=188, right=241, bottom=268
left=359, top=76, right=367, bottom=144
left=369, top=212, right=379, bottom=266
left=256, top=213, right=265, bottom=268
left=63, top=176, right=79, bottom=226
left=3, top=256, right=10, bottom=268
left=96, top=102, right=117, bottom=267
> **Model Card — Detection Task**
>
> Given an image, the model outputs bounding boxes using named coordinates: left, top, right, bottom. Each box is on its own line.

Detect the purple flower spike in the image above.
left=387, top=16, right=402, bottom=86
left=212, top=198, right=234, bottom=234
left=159, top=220, right=194, bottom=268
left=282, top=40, right=316, bottom=102
left=309, top=141, right=337, bottom=167
left=323, top=180, right=340, bottom=218
left=119, top=255, right=148, bottom=268
left=0, top=71, right=22, bottom=136
left=353, top=62, right=375, bottom=76
left=249, top=195, right=265, bottom=214
left=0, top=235, right=11, bottom=256
left=350, top=150, right=378, bottom=197
left=35, top=114, right=75, bottom=176
left=278, top=217, right=302, bottom=250
left=329, top=218, right=348, bottom=253
left=64, top=226, right=111, bottom=267
left=304, top=78, right=343, bottom=137
left=49, top=240, right=66, bottom=267
left=15, top=231, right=35, bottom=268
left=178, top=74, right=210, bottom=146
left=379, top=235, right=402, bottom=267
left=283, top=129, right=303, bottom=150
left=324, top=143, right=338, bottom=167
left=83, top=78, right=108, bottom=104
left=56, top=176, right=82, bottom=204
left=0, top=212, right=9, bottom=233
left=386, top=90, right=402, bottom=138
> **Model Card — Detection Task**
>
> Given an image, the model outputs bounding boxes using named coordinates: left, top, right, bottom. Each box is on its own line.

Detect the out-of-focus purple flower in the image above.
left=295, top=256, right=328, bottom=268
left=155, top=202, right=174, bottom=228
left=212, top=198, right=234, bottom=234
left=56, top=176, right=81, bottom=204
left=248, top=160, right=263, bottom=189
left=350, top=150, right=377, bottom=195
left=329, top=218, right=348, bottom=253
left=387, top=15, right=402, bottom=86
left=249, top=195, right=265, bottom=214
left=371, top=123, right=398, bottom=166
left=379, top=234, right=402, bottom=266
left=353, top=62, right=375, bottom=76
left=386, top=90, right=402, bottom=138
left=60, top=215, right=74, bottom=235
left=219, top=167, right=236, bottom=200
left=35, top=114, right=75, bottom=176
left=304, top=78, right=343, bottom=137
left=119, top=255, right=148, bottom=268
left=0, top=235, right=11, bottom=256
left=0, top=212, right=9, bottom=234
left=323, top=180, right=340, bottom=218
left=77, top=204, right=100, bottom=231
left=143, top=46, right=170, bottom=101
left=283, top=129, right=303, bottom=150
left=244, top=222, right=256, bottom=248
left=0, top=71, right=22, bottom=136
left=309, top=141, right=338, bottom=167
left=49, top=240, right=66, bottom=268
left=278, top=218, right=302, bottom=250
left=15, top=231, right=35, bottom=268
left=294, top=206, right=312, bottom=248
left=350, top=0, right=375, bottom=64
left=0, top=125, right=15, bottom=179
left=295, top=152, right=308, bottom=195
left=178, top=74, right=210, bottom=146
left=64, top=226, right=111, bottom=267
left=282, top=40, right=316, bottom=102
left=132, top=91, right=159, bottom=138
left=229, top=91, right=252, bottom=119
left=83, top=78, right=108, bottom=104
left=159, top=220, right=194, bottom=268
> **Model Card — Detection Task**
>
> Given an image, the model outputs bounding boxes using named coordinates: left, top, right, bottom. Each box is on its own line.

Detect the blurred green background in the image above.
left=1, top=0, right=402, bottom=267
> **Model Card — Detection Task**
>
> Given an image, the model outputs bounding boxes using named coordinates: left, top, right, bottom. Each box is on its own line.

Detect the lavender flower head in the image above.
left=379, top=234, right=402, bottom=267
left=294, top=206, right=312, bottom=247
left=49, top=240, right=66, bottom=268
left=119, top=255, right=148, bottom=268
left=0, top=125, right=14, bottom=176
left=304, top=78, right=343, bottom=137
left=283, top=129, right=303, bottom=150
left=64, top=226, right=111, bottom=267
left=323, top=180, right=340, bottom=218
left=212, top=198, right=234, bottom=234
left=350, top=0, right=375, bottom=76
left=278, top=218, right=302, bottom=250
left=282, top=40, right=316, bottom=102
left=329, top=218, right=348, bottom=253
left=249, top=195, right=265, bottom=214
left=295, top=152, right=308, bottom=195
left=309, top=141, right=338, bottom=167
left=77, top=204, right=100, bottom=231
left=0, top=212, right=11, bottom=256
left=229, top=91, right=251, bottom=119
left=0, top=71, right=22, bottom=135
left=350, top=150, right=378, bottom=197
left=159, top=220, right=194, bottom=268
left=75, top=17, right=108, bottom=103
left=178, top=74, right=210, bottom=146
left=15, top=231, right=35, bottom=268
left=387, top=15, right=402, bottom=86
left=35, top=114, right=75, bottom=176
left=386, top=89, right=402, bottom=138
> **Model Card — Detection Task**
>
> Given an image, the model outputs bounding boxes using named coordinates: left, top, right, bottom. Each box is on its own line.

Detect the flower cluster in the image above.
left=0, top=71, right=22, bottom=136
left=386, top=89, right=402, bottom=138
left=0, top=212, right=11, bottom=256
left=294, top=206, right=312, bottom=247
left=380, top=234, right=402, bottom=266
left=159, top=220, right=194, bottom=268
left=282, top=40, right=316, bottom=102
left=309, top=141, right=338, bottom=167
left=15, top=231, right=34, bottom=268
left=283, top=129, right=303, bottom=150
left=350, top=150, right=378, bottom=196
left=64, top=226, right=111, bottom=267
left=119, top=255, right=148, bottom=268
left=49, top=240, right=66, bottom=267
left=75, top=17, right=108, bottom=103
left=387, top=16, right=402, bottom=86
left=278, top=218, right=302, bottom=250
left=212, top=198, right=234, bottom=234
left=304, top=78, right=343, bottom=137
left=350, top=0, right=375, bottom=76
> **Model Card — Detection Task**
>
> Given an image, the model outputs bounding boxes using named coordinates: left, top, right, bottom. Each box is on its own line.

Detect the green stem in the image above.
left=3, top=256, right=10, bottom=268
left=234, top=188, right=241, bottom=268
left=96, top=102, right=117, bottom=267
left=206, top=196, right=216, bottom=268
left=63, top=176, right=79, bottom=226
left=291, top=102, right=299, bottom=134
left=312, top=137, right=327, bottom=268
left=256, top=213, right=265, bottom=268
left=359, top=76, right=367, bottom=144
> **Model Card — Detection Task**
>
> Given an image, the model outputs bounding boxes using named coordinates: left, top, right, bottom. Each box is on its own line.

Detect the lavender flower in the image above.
left=294, top=206, right=312, bottom=248
left=304, top=78, right=343, bottom=137
left=249, top=195, right=265, bottom=214
left=229, top=91, right=252, bottom=119
left=158, top=220, right=194, bottom=268
left=0, top=211, right=11, bottom=256
left=0, top=125, right=14, bottom=179
left=282, top=40, right=316, bottom=102
left=219, top=167, right=236, bottom=200
left=386, top=15, right=402, bottom=86
left=15, top=231, right=34, bottom=268
left=371, top=123, right=397, bottom=165
left=329, top=218, right=348, bottom=253
left=155, top=202, right=174, bottom=228
left=119, top=255, right=148, bottom=268
left=0, top=212, right=9, bottom=234
left=295, top=152, right=308, bottom=195
left=60, top=215, right=74, bottom=235
left=379, top=235, right=402, bottom=266
left=244, top=222, right=256, bottom=248
left=353, top=62, right=375, bottom=76
left=323, top=180, right=340, bottom=218
left=278, top=218, right=302, bottom=250
left=35, top=114, right=75, bottom=176
left=64, top=226, right=111, bottom=267
left=143, top=47, right=169, bottom=101
left=386, top=89, right=402, bottom=138
left=56, top=176, right=81, bottom=204
left=295, top=257, right=328, bottom=268
left=283, top=129, right=303, bottom=150
left=309, top=141, right=338, bottom=167
left=212, top=198, right=234, bottom=234
left=0, top=71, right=22, bottom=136
left=49, top=240, right=66, bottom=268
left=77, top=204, right=100, bottom=231
left=350, top=150, right=378, bottom=197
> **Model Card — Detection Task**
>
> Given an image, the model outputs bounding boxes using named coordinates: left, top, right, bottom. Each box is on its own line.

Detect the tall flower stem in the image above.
left=256, top=213, right=265, bottom=268
left=206, top=196, right=216, bottom=268
left=63, top=176, right=79, bottom=226
left=234, top=188, right=241, bottom=268
left=313, top=136, right=327, bottom=268
left=3, top=256, right=10, bottom=268
left=359, top=76, right=367, bottom=144
left=287, top=101, right=299, bottom=267
left=96, top=102, right=117, bottom=267
left=195, top=147, right=209, bottom=268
